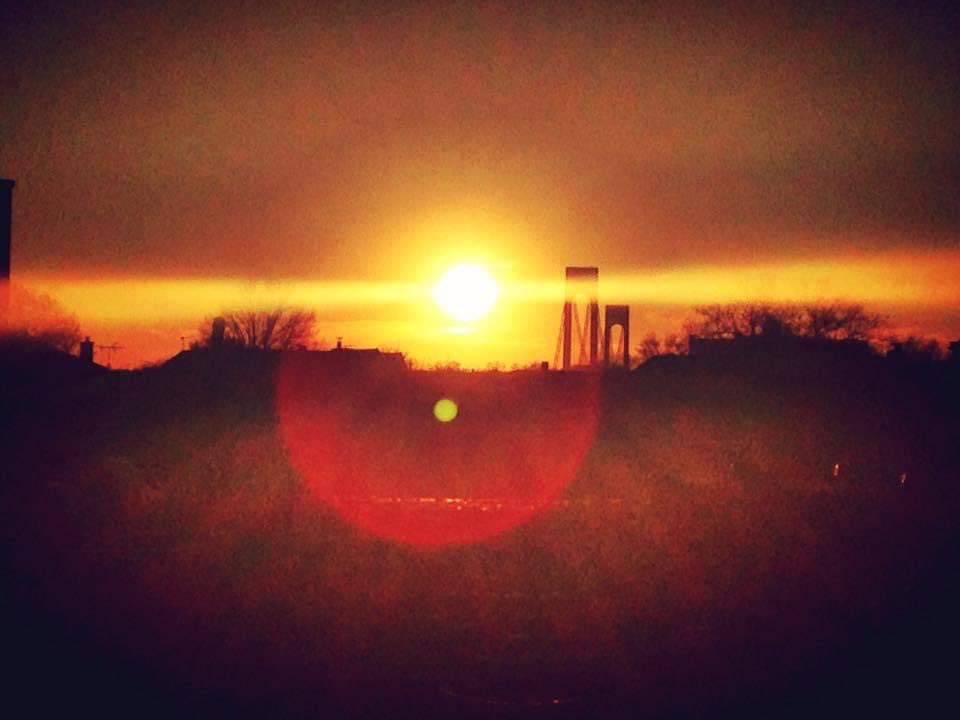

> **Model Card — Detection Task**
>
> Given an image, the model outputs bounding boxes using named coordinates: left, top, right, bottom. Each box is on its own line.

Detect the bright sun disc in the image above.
left=432, top=263, right=499, bottom=322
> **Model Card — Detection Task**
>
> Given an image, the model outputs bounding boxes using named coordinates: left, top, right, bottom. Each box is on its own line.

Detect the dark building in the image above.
left=1, top=178, right=14, bottom=320
left=0, top=178, right=13, bottom=281
left=168, top=343, right=406, bottom=377
left=688, top=333, right=872, bottom=372
left=311, top=345, right=407, bottom=374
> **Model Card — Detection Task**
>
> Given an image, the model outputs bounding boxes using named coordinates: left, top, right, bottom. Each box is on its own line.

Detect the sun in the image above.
left=432, top=263, right=499, bottom=322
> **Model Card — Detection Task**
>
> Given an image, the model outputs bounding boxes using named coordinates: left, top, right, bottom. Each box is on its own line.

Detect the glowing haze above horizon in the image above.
left=2, top=0, right=958, bottom=368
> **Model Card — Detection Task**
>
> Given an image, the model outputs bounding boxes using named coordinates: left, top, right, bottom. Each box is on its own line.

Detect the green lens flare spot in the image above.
left=433, top=398, right=458, bottom=423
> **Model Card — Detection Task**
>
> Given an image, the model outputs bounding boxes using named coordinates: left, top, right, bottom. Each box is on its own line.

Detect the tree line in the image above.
left=635, top=302, right=949, bottom=364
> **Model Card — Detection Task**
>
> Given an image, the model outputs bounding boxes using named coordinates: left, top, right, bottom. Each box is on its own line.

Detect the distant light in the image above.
left=433, top=397, right=458, bottom=422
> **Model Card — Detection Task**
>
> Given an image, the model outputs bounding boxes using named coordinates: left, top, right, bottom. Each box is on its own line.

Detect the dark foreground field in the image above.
left=3, top=347, right=960, bottom=718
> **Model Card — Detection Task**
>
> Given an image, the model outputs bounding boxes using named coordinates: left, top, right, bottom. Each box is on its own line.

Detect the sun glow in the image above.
left=431, top=263, right=500, bottom=322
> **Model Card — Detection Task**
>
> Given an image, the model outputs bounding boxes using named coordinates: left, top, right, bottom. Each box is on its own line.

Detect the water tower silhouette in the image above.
left=211, top=316, right=226, bottom=348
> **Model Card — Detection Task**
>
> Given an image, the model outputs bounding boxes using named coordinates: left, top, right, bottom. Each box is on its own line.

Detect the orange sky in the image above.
left=19, top=247, right=960, bottom=368
left=2, top=1, right=958, bottom=367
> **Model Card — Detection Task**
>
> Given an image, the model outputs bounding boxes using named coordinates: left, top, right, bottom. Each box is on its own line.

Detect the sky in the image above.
left=2, top=0, right=958, bottom=367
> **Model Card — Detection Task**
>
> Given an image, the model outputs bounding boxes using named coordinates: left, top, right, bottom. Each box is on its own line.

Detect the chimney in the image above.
left=79, top=336, right=95, bottom=363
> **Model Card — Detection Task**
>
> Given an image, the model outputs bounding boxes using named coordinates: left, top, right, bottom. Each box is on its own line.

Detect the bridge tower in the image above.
left=604, top=304, right=630, bottom=368
left=557, top=266, right=599, bottom=369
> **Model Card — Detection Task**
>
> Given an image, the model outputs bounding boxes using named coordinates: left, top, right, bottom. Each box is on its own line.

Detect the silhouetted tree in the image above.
left=684, top=302, right=884, bottom=343
left=801, top=303, right=884, bottom=341
left=683, top=303, right=802, bottom=339
left=634, top=332, right=687, bottom=364
left=1, top=283, right=81, bottom=352
left=662, top=333, right=687, bottom=354
left=199, top=307, right=318, bottom=350
left=635, top=333, right=662, bottom=363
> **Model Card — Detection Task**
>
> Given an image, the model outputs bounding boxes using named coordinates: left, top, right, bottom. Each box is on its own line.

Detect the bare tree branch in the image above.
left=684, top=302, right=885, bottom=343
left=200, top=307, right=318, bottom=350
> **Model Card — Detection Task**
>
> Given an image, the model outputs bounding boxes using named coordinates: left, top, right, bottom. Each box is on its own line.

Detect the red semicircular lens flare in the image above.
left=276, top=355, right=599, bottom=546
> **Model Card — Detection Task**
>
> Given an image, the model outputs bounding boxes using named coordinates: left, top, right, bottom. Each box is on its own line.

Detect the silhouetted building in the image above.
left=1, top=178, right=14, bottom=321
left=603, top=304, right=630, bottom=368
left=165, top=342, right=406, bottom=382
left=559, top=266, right=600, bottom=369
left=0, top=178, right=13, bottom=281
left=323, top=344, right=406, bottom=371
left=266, top=345, right=408, bottom=383
left=79, top=336, right=95, bottom=363
left=688, top=333, right=872, bottom=371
